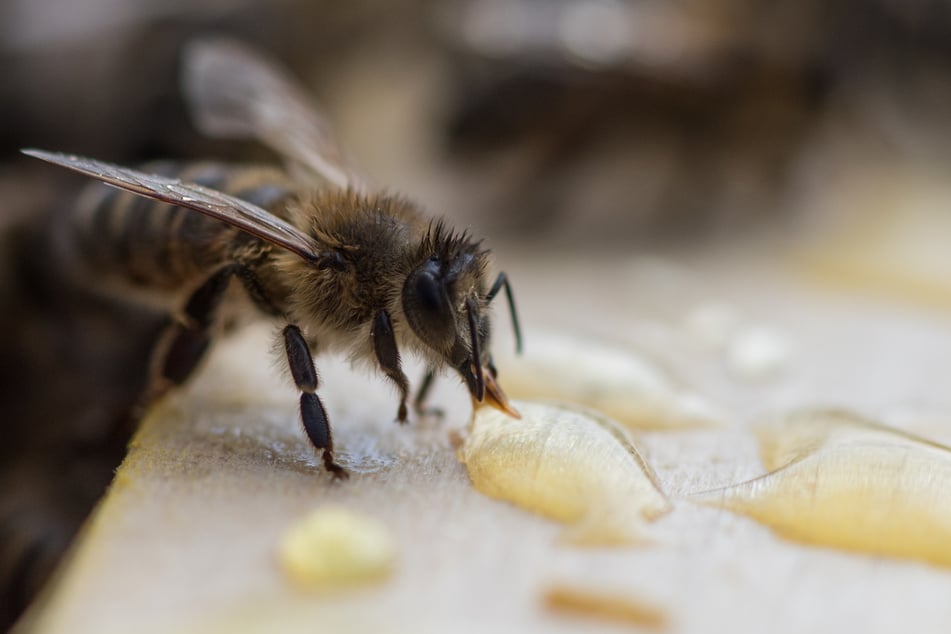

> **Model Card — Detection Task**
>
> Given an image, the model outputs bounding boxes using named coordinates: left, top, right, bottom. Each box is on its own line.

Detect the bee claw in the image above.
left=328, top=465, right=350, bottom=481
left=322, top=453, right=349, bottom=480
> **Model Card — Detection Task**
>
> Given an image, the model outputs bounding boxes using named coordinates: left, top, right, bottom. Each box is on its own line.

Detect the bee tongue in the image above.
left=475, top=367, right=521, bottom=419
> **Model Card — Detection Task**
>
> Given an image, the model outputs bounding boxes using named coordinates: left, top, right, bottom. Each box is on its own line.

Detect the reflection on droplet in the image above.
left=279, top=507, right=396, bottom=589
left=495, top=330, right=723, bottom=430
left=694, top=410, right=951, bottom=567
left=683, top=301, right=741, bottom=352
left=724, top=325, right=792, bottom=381
left=459, top=400, right=671, bottom=545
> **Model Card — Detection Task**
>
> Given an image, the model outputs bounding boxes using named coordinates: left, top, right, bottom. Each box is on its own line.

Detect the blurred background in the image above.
left=3, top=0, right=951, bottom=628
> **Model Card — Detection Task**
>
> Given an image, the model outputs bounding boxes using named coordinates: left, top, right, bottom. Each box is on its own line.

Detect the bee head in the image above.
left=403, top=222, right=515, bottom=415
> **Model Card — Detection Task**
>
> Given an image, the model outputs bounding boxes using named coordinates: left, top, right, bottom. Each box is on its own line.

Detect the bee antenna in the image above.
left=486, top=272, right=522, bottom=355
left=466, top=298, right=485, bottom=401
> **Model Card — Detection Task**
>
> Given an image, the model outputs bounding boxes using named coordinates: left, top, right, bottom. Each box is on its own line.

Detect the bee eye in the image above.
left=403, top=262, right=454, bottom=347
left=415, top=270, right=443, bottom=312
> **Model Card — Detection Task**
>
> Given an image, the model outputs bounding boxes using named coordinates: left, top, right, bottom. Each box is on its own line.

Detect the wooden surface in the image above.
left=16, top=213, right=951, bottom=633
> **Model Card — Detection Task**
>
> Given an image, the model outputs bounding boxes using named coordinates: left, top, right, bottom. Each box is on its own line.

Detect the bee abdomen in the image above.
left=66, top=162, right=295, bottom=290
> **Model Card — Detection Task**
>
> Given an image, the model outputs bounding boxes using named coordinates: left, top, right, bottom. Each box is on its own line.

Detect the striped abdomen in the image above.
left=63, top=162, right=297, bottom=292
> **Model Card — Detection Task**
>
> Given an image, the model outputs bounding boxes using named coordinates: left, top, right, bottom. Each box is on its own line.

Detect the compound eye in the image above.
left=403, top=263, right=454, bottom=347
left=415, top=270, right=444, bottom=313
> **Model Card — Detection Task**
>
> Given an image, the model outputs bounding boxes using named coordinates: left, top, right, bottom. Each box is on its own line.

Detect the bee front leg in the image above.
left=282, top=325, right=348, bottom=479
left=487, top=271, right=523, bottom=354
left=371, top=310, right=410, bottom=424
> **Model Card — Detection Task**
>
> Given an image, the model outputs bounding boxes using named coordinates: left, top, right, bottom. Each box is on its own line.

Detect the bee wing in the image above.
left=182, top=38, right=369, bottom=192
left=22, top=149, right=323, bottom=262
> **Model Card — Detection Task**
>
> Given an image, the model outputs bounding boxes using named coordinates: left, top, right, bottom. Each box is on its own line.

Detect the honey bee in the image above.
left=23, top=38, right=522, bottom=479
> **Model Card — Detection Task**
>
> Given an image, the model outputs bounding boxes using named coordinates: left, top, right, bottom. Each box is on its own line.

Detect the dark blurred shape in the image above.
left=0, top=179, right=169, bottom=628
left=5, top=0, right=951, bottom=243
left=435, top=0, right=951, bottom=241
left=0, top=0, right=429, bottom=164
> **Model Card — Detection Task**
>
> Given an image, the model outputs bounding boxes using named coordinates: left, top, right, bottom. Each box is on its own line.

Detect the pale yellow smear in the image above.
left=544, top=584, right=668, bottom=630
left=495, top=329, right=723, bottom=430
left=279, top=507, right=396, bottom=588
left=695, top=410, right=951, bottom=567
left=459, top=400, right=671, bottom=545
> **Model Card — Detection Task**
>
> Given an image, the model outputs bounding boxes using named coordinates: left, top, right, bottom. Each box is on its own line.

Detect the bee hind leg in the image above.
left=371, top=310, right=411, bottom=424
left=137, top=265, right=238, bottom=413
left=282, top=325, right=348, bottom=479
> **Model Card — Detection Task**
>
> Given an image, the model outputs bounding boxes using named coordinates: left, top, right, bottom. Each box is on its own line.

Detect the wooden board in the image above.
left=16, top=231, right=951, bottom=634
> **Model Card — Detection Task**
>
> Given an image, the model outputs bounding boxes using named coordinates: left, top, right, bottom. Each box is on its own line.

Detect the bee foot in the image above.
left=394, top=402, right=409, bottom=425
left=416, top=406, right=445, bottom=421
left=323, top=454, right=349, bottom=480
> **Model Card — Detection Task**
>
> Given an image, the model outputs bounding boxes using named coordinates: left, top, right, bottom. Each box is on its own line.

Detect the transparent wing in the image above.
left=182, top=38, right=368, bottom=192
left=22, top=149, right=323, bottom=262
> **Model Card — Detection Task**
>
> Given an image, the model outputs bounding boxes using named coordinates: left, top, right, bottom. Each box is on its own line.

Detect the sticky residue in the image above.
left=459, top=400, right=671, bottom=545
left=694, top=410, right=951, bottom=567
left=495, top=330, right=722, bottom=430
left=279, top=507, right=395, bottom=588
left=544, top=584, right=668, bottom=630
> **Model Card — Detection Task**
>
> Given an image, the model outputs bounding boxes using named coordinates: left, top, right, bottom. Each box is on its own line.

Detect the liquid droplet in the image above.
left=460, top=400, right=671, bottom=545
left=694, top=410, right=951, bottom=567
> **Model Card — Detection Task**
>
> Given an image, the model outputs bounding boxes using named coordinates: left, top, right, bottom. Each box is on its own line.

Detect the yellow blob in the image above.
left=279, top=507, right=395, bottom=588
left=696, top=410, right=951, bottom=567
left=459, top=400, right=671, bottom=545
left=495, top=330, right=722, bottom=430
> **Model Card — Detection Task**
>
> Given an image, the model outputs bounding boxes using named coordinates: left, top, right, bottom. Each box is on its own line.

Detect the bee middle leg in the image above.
left=412, top=367, right=445, bottom=419
left=371, top=310, right=411, bottom=424
left=282, top=325, right=348, bottom=479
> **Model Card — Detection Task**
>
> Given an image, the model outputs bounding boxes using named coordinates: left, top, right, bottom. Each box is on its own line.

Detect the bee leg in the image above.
left=371, top=310, right=411, bottom=424
left=487, top=272, right=523, bottom=354
left=138, top=265, right=237, bottom=411
left=413, top=367, right=445, bottom=419
left=235, top=266, right=284, bottom=318
left=283, top=325, right=348, bottom=479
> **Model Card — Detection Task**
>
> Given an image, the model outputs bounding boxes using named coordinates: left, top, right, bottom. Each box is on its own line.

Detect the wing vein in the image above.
left=22, top=149, right=322, bottom=262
